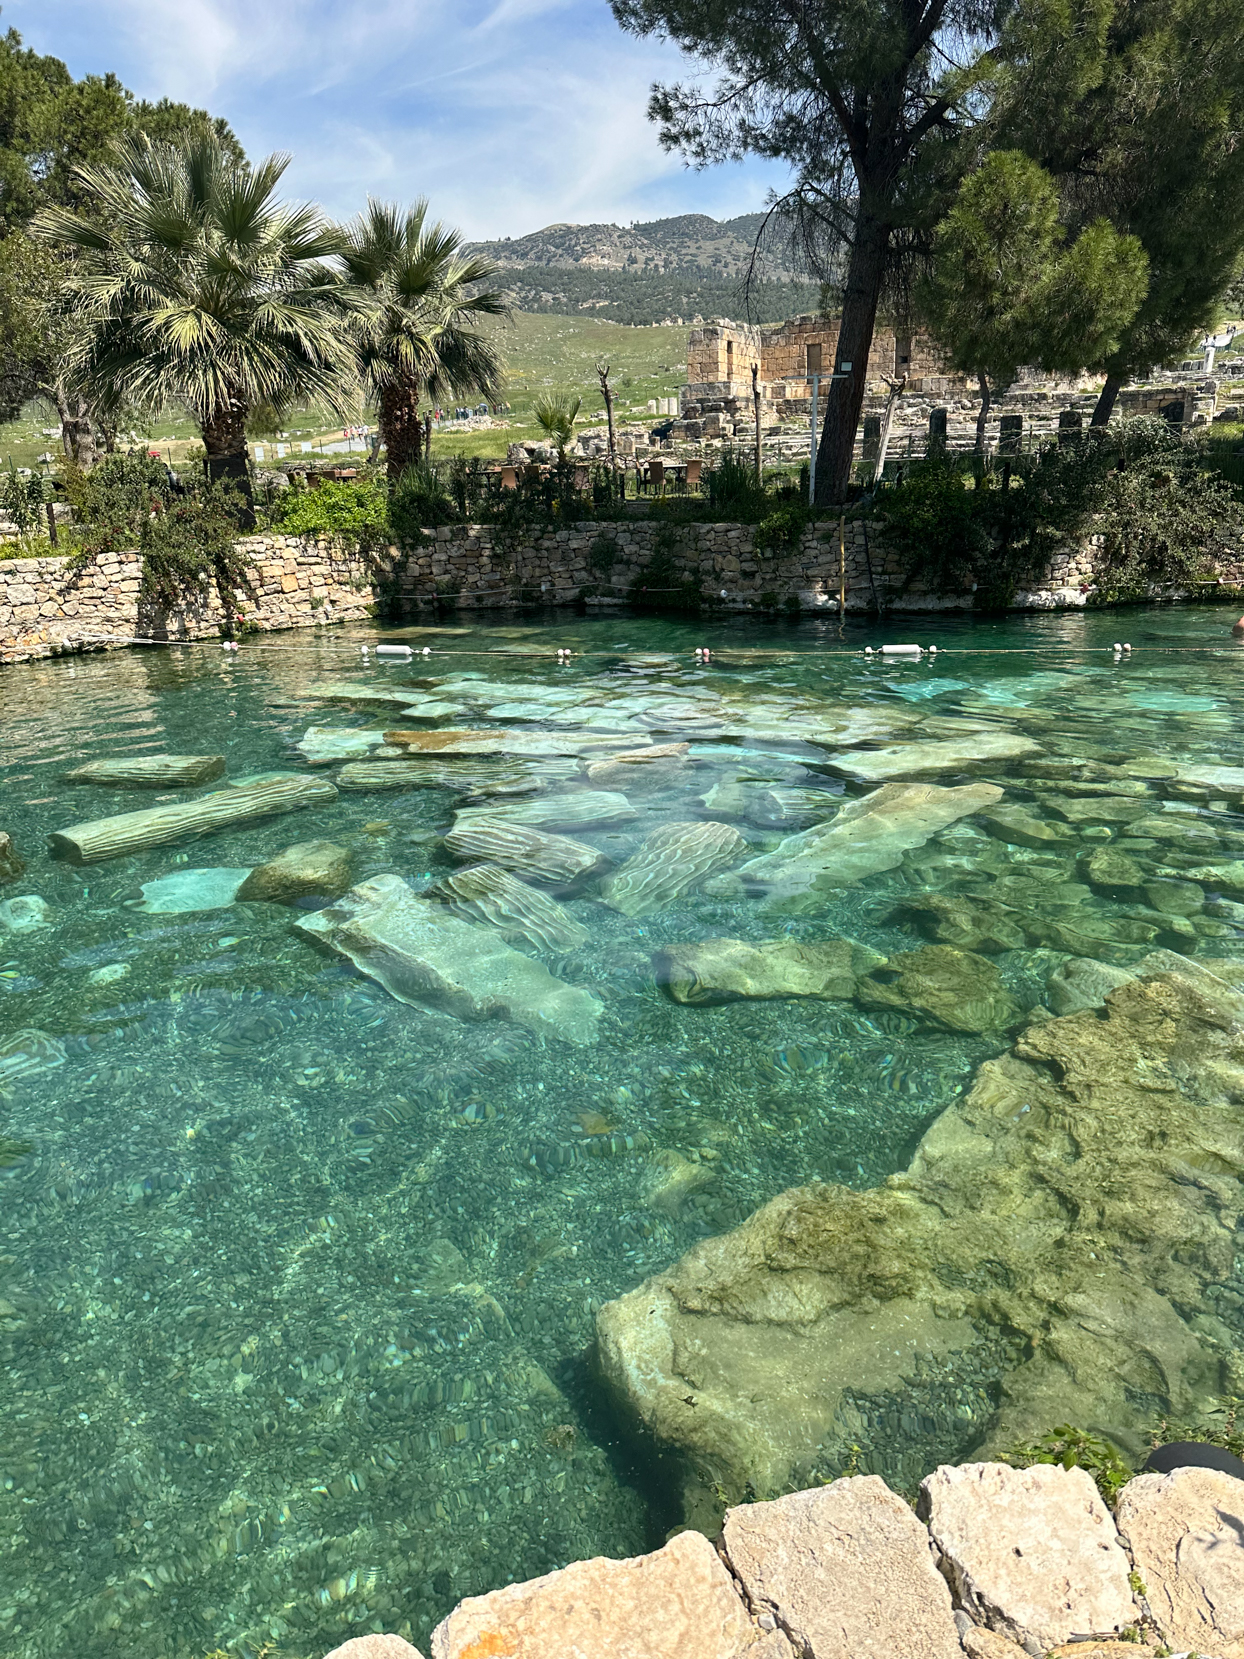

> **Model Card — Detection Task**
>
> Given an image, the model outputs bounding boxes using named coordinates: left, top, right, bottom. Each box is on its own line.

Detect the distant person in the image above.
left=1233, top=615, right=1244, bottom=636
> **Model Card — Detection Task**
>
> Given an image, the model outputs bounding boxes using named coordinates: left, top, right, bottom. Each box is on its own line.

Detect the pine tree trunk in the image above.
left=1091, top=371, right=1125, bottom=427
left=814, top=212, right=889, bottom=506
left=975, top=372, right=991, bottom=454
left=380, top=379, right=424, bottom=483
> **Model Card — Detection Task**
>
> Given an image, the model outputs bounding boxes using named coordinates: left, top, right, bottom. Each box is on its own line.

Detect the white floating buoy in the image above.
left=376, top=644, right=412, bottom=657
left=929, top=645, right=938, bottom=656
left=864, top=647, right=875, bottom=656
left=1123, top=643, right=1132, bottom=652
left=720, top=589, right=728, bottom=599
left=421, top=647, right=432, bottom=656
left=881, top=643, right=922, bottom=657
left=1112, top=642, right=1123, bottom=652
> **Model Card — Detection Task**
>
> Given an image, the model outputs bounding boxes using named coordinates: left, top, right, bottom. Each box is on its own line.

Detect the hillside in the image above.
left=469, top=212, right=819, bottom=325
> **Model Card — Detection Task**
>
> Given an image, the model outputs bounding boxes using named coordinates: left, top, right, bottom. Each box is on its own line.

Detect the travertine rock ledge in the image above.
left=317, top=1461, right=1237, bottom=1659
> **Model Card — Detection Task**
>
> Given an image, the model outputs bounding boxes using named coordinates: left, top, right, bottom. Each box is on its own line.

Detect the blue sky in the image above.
left=9, top=0, right=791, bottom=238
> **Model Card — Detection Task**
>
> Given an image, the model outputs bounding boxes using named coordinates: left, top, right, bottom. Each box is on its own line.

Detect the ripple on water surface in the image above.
left=2, top=608, right=1244, bottom=1657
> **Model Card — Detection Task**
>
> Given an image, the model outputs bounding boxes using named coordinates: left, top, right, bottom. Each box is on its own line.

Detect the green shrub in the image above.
left=875, top=454, right=991, bottom=594
left=707, top=453, right=769, bottom=522
left=755, top=500, right=813, bottom=554
left=265, top=476, right=389, bottom=543
left=137, top=479, right=257, bottom=628
left=387, top=463, right=457, bottom=537
left=1000, top=1424, right=1135, bottom=1506
left=62, top=452, right=174, bottom=553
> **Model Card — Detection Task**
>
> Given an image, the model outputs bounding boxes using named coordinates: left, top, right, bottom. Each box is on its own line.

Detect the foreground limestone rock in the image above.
left=451, top=788, right=636, bottom=831
left=920, top=1462, right=1134, bottom=1651
left=595, top=965, right=1244, bottom=1514
left=655, top=938, right=883, bottom=1004
left=722, top=782, right=1003, bottom=913
left=295, top=874, right=602, bottom=1044
left=0, top=832, right=22, bottom=883
left=429, top=1528, right=787, bottom=1659
left=322, top=1638, right=425, bottom=1659
left=721, top=1478, right=962, bottom=1659
left=237, top=840, right=352, bottom=904
left=1116, top=1467, right=1244, bottom=1657
left=444, top=818, right=609, bottom=887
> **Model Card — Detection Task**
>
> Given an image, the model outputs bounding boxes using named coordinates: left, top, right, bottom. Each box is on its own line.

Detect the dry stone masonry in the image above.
left=313, top=1461, right=1241, bottom=1659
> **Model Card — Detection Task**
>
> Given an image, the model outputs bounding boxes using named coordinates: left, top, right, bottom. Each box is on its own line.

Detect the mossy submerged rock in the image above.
left=890, top=893, right=1029, bottom=954
left=655, top=938, right=884, bottom=1004
left=237, top=841, right=352, bottom=905
left=856, top=946, right=1024, bottom=1033
left=595, top=965, right=1244, bottom=1516
left=1081, top=845, right=1150, bottom=900
left=0, top=832, right=24, bottom=884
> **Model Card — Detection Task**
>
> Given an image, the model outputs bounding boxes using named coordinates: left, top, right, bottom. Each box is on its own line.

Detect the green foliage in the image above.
left=62, top=451, right=172, bottom=553
left=754, top=499, right=812, bottom=553
left=264, top=477, right=389, bottom=545
left=995, top=0, right=1244, bottom=392
left=33, top=133, right=356, bottom=462
left=878, top=419, right=1243, bottom=603
left=0, top=460, right=46, bottom=532
left=588, top=532, right=619, bottom=573
left=136, top=479, right=256, bottom=624
left=491, top=262, right=819, bottom=326
left=532, top=393, right=582, bottom=455
left=626, top=544, right=702, bottom=614
left=707, top=452, right=769, bottom=522
left=920, top=151, right=1147, bottom=418
left=1000, top=1424, right=1135, bottom=1506
left=1150, top=1396, right=1244, bottom=1462
left=387, top=462, right=458, bottom=538
left=875, top=455, right=992, bottom=594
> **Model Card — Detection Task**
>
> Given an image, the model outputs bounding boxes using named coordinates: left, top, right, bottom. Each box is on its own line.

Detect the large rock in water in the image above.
left=595, top=964, right=1244, bottom=1519
left=294, top=874, right=601, bottom=1044
left=655, top=938, right=883, bottom=1004
left=64, top=754, right=226, bottom=788
left=601, top=821, right=747, bottom=918
left=444, top=819, right=609, bottom=888
left=721, top=782, right=1003, bottom=914
left=426, top=864, right=589, bottom=953
left=451, top=789, right=636, bottom=832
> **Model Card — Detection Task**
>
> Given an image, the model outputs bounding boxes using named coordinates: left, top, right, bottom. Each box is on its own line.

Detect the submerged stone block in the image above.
left=655, top=938, right=883, bottom=1004
left=294, top=873, right=602, bottom=1045
left=238, top=841, right=352, bottom=904
left=601, top=821, right=747, bottom=918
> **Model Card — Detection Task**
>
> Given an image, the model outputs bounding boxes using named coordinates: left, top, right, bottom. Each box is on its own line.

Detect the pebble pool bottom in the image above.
left=2, top=603, right=1244, bottom=1659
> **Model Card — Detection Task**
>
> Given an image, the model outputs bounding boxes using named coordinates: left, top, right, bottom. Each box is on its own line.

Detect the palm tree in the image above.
left=341, top=199, right=507, bottom=482
left=32, top=133, right=357, bottom=493
left=533, top=393, right=581, bottom=458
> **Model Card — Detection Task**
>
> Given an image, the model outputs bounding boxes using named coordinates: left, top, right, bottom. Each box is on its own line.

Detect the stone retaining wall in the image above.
left=316, top=1459, right=1240, bottom=1659
left=3, top=521, right=1242, bottom=665
left=0, top=535, right=384, bottom=664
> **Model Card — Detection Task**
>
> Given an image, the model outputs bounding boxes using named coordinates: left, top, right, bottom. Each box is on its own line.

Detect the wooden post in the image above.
left=752, top=364, right=762, bottom=478
left=45, top=500, right=58, bottom=548
left=839, top=510, right=849, bottom=617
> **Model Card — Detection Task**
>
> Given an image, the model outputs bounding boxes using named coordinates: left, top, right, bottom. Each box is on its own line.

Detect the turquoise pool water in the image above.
left=3, top=603, right=1244, bottom=1658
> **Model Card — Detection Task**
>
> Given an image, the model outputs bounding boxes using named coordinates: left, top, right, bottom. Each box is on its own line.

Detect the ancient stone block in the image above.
left=920, top=1462, right=1136, bottom=1651
left=722, top=1478, right=962, bottom=1659
left=430, top=1528, right=783, bottom=1659
left=1116, top=1467, right=1244, bottom=1658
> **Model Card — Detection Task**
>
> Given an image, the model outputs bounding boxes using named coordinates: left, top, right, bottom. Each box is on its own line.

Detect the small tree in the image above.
left=341, top=199, right=506, bottom=482
left=533, top=393, right=581, bottom=457
left=33, top=133, right=357, bottom=502
left=596, top=360, right=616, bottom=463
left=919, top=152, right=1147, bottom=452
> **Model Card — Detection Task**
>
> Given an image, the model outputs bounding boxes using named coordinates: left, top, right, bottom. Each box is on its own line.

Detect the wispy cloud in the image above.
left=11, top=0, right=789, bottom=236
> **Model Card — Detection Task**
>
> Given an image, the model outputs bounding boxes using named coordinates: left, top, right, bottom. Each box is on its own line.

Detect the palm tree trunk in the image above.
left=380, top=380, right=424, bottom=483
left=1091, top=371, right=1125, bottom=427
left=201, top=397, right=254, bottom=526
left=975, top=372, right=991, bottom=454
